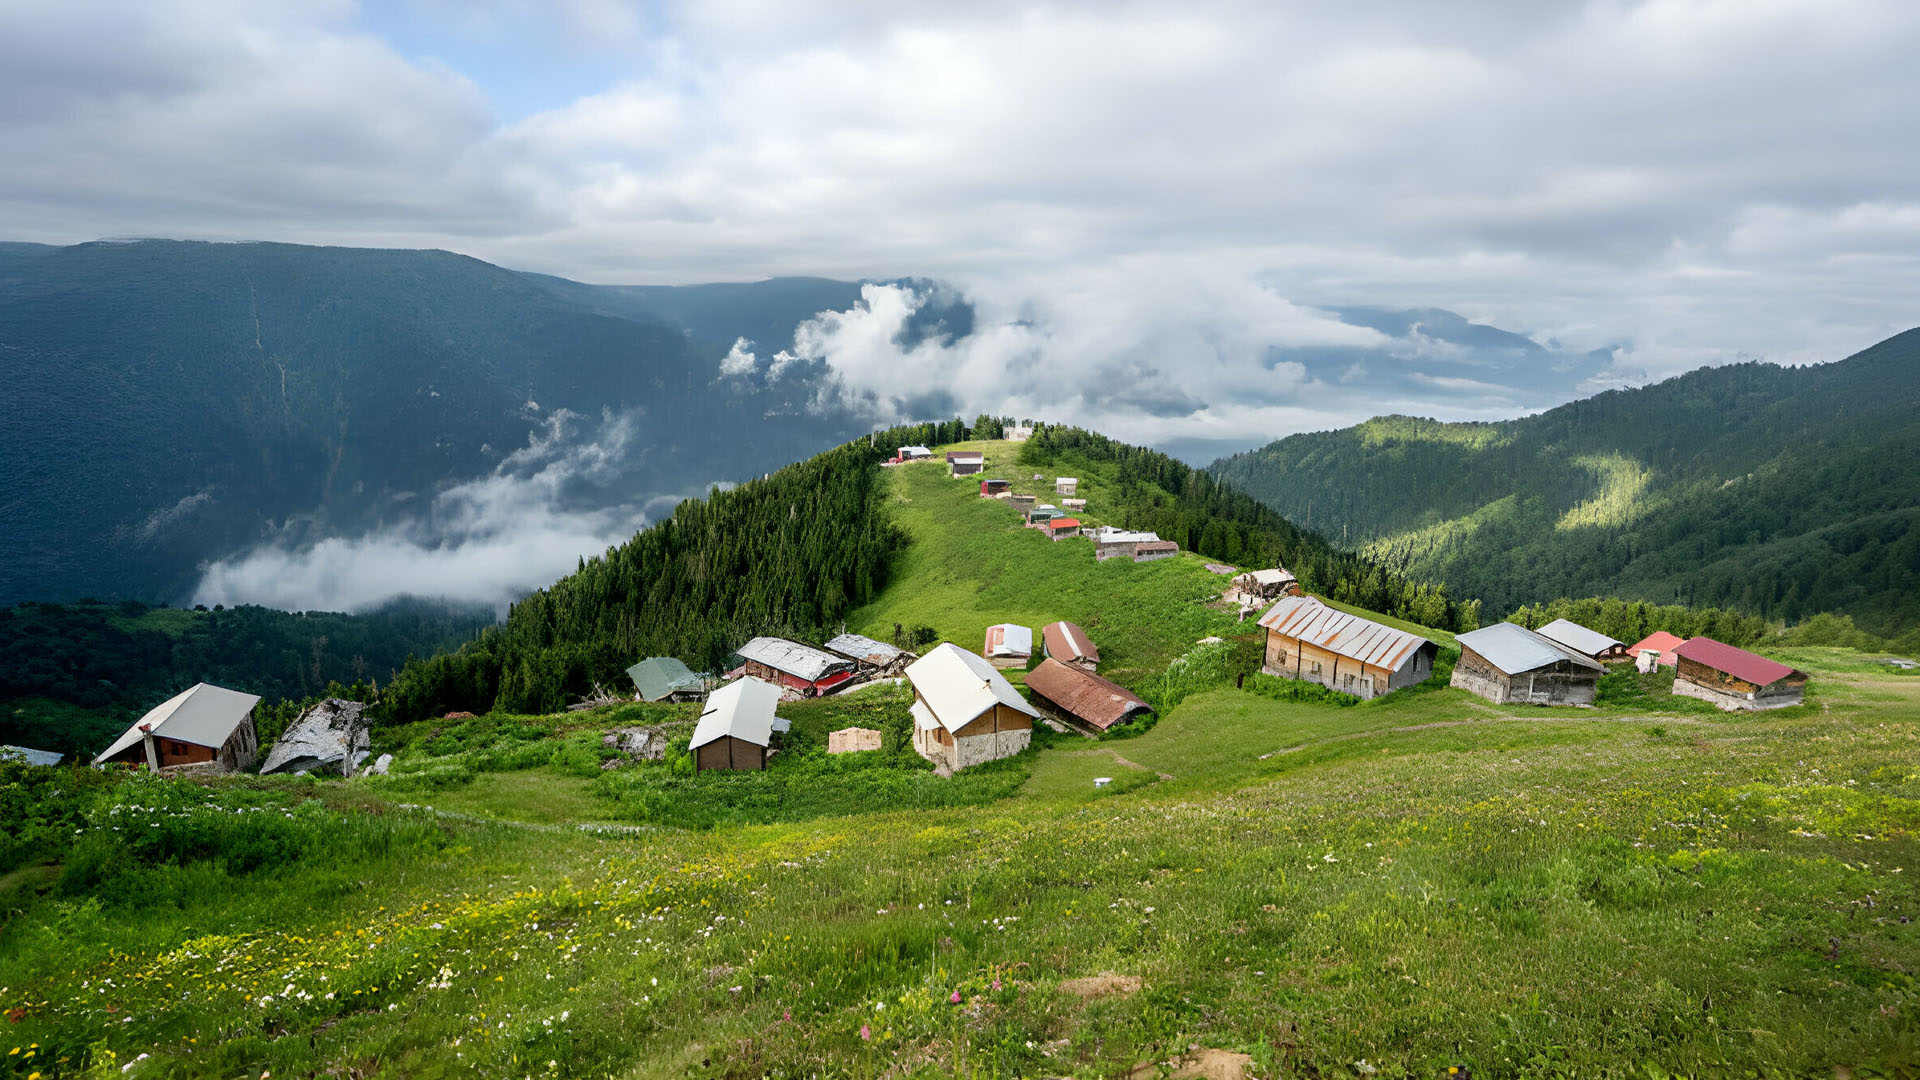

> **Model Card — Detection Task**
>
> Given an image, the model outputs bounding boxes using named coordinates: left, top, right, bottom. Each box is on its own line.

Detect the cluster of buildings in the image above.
left=1447, top=619, right=1807, bottom=710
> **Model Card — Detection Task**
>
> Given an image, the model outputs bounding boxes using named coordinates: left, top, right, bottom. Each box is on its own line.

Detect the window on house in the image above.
left=1309, top=661, right=1322, bottom=675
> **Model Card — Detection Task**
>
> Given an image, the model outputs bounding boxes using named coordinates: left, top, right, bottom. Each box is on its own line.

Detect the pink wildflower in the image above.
left=859, top=1024, right=871, bottom=1041
left=991, top=979, right=1002, bottom=991
left=949, top=991, right=963, bottom=1004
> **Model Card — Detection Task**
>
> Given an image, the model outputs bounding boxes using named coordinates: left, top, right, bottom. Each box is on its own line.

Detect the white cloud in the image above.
left=718, top=336, right=758, bottom=376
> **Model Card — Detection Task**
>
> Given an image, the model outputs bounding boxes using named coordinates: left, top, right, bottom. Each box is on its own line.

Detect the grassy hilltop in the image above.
left=2, top=445, right=1918, bottom=1079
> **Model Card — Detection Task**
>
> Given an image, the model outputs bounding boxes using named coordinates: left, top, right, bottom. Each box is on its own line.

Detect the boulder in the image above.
left=260, top=699, right=369, bottom=776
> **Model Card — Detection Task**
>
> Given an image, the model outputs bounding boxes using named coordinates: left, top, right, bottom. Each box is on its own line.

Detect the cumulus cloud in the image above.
left=193, top=408, right=705, bottom=613
left=718, top=336, right=758, bottom=377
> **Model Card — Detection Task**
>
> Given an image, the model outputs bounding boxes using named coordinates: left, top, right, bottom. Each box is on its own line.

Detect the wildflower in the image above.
left=950, top=991, right=962, bottom=1004
left=859, top=1025, right=871, bottom=1041
left=991, top=978, right=1002, bottom=991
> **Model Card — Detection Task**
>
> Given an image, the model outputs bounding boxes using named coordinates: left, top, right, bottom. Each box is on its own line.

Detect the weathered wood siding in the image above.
left=1672, top=657, right=1806, bottom=710
left=1450, top=647, right=1598, bottom=705
left=695, top=735, right=767, bottom=772
left=1261, top=632, right=1430, bottom=700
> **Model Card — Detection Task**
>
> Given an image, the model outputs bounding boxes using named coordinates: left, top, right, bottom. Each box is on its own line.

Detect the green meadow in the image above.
left=2, top=448, right=1917, bottom=1078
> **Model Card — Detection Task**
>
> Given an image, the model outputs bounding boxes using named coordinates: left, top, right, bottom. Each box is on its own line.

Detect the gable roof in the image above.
left=690, top=677, right=785, bottom=750
left=984, top=623, right=1033, bottom=657
left=1048, top=517, right=1082, bottom=530
left=946, top=450, right=983, bottom=462
left=94, top=683, right=261, bottom=765
left=1238, top=568, right=1296, bottom=586
left=735, top=637, right=849, bottom=682
left=1133, top=541, right=1179, bottom=554
left=1673, top=637, right=1800, bottom=686
left=1628, top=631, right=1688, bottom=656
left=905, top=643, right=1041, bottom=732
left=1024, top=659, right=1151, bottom=731
left=626, top=656, right=704, bottom=701
left=1042, top=621, right=1099, bottom=665
left=824, top=632, right=908, bottom=666
left=1535, top=618, right=1624, bottom=658
left=899, top=445, right=931, bottom=456
left=1257, top=596, right=1434, bottom=671
left=1093, top=527, right=1160, bottom=544
left=1456, top=623, right=1606, bottom=675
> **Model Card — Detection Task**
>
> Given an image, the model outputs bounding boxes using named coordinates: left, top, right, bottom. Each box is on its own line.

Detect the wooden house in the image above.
left=1026, top=505, right=1062, bottom=526
left=1046, top=517, right=1082, bottom=541
left=906, top=644, right=1040, bottom=770
left=626, top=656, right=709, bottom=702
left=1010, top=493, right=1037, bottom=512
left=1671, top=638, right=1807, bottom=710
left=1232, top=567, right=1301, bottom=601
left=983, top=623, right=1033, bottom=668
left=947, top=450, right=984, bottom=477
left=1024, top=659, right=1153, bottom=733
left=93, top=683, right=261, bottom=774
left=1055, top=477, right=1079, bottom=496
left=827, top=727, right=883, bottom=754
left=733, top=637, right=857, bottom=696
left=1061, top=498, right=1087, bottom=512
left=1452, top=623, right=1605, bottom=705
left=1535, top=619, right=1633, bottom=664
left=1258, top=596, right=1437, bottom=700
left=980, top=478, right=1012, bottom=497
left=1628, top=631, right=1687, bottom=672
left=898, top=445, right=933, bottom=461
left=691, top=677, right=789, bottom=772
left=824, top=632, right=914, bottom=675
left=1092, top=527, right=1160, bottom=561
left=1132, top=540, right=1178, bottom=562
left=1041, top=620, right=1099, bottom=671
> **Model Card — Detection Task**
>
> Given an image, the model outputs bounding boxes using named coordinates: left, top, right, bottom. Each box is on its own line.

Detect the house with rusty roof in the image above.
left=1672, top=637, right=1807, bottom=710
left=1451, top=623, right=1606, bottom=705
left=1024, top=659, right=1153, bottom=733
left=1041, top=621, right=1099, bottom=671
left=1257, top=596, right=1437, bottom=700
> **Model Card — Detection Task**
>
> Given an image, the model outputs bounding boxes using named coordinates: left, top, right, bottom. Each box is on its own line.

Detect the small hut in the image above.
left=1055, top=477, right=1079, bottom=496
left=1535, top=619, right=1633, bottom=664
left=1024, top=659, right=1153, bottom=733
left=983, top=623, right=1033, bottom=668
left=1451, top=623, right=1605, bottom=705
left=947, top=450, right=985, bottom=477
left=1010, top=493, right=1037, bottom=511
left=691, top=677, right=789, bottom=772
left=1061, top=497, right=1087, bottom=511
left=1132, top=540, right=1179, bottom=562
left=1041, top=620, right=1100, bottom=671
left=898, top=445, right=933, bottom=461
left=980, top=478, right=1012, bottom=497
left=93, top=683, right=261, bottom=775
left=1092, top=528, right=1160, bottom=561
left=906, top=644, right=1040, bottom=770
left=1671, top=638, right=1807, bottom=710
left=626, top=656, right=709, bottom=703
left=1232, top=568, right=1301, bottom=601
left=1628, top=631, right=1688, bottom=672
left=1046, top=517, right=1082, bottom=541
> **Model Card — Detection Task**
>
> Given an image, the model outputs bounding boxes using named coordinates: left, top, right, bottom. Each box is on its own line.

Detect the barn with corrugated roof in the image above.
left=1451, top=623, right=1606, bottom=705
left=1256, top=596, right=1437, bottom=700
left=1672, top=637, right=1807, bottom=710
left=1024, top=659, right=1153, bottom=733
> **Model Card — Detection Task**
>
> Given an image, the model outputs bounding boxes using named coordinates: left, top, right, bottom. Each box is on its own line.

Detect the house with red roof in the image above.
left=1627, top=631, right=1688, bottom=671
left=1671, top=637, right=1807, bottom=710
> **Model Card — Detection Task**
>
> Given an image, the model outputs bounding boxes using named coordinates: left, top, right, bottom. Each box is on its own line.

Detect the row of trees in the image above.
left=1018, top=425, right=1483, bottom=632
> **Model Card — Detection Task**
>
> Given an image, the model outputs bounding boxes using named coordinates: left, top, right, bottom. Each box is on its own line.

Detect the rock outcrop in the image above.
left=260, top=699, right=370, bottom=777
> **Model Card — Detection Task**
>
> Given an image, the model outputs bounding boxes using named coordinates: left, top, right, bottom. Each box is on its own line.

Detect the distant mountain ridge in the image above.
left=1209, top=329, right=1920, bottom=634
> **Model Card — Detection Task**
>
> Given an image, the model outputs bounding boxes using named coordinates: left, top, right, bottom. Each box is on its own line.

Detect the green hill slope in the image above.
left=1209, top=329, right=1920, bottom=634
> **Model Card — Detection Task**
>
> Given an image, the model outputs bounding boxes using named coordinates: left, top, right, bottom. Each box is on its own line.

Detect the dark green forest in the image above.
left=1210, top=328, right=1920, bottom=636
left=0, top=598, right=495, bottom=759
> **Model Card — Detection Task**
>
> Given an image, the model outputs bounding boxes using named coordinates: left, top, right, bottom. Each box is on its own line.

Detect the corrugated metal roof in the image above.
left=1092, top=527, right=1160, bottom=544
left=94, top=683, right=261, bottom=765
left=1674, top=637, right=1799, bottom=686
left=1535, top=618, right=1623, bottom=657
left=1042, top=621, right=1099, bottom=664
left=824, top=633, right=907, bottom=666
left=736, top=637, right=850, bottom=682
left=906, top=643, right=1040, bottom=731
left=1256, top=596, right=1434, bottom=671
left=1455, top=623, right=1606, bottom=675
left=690, top=677, right=785, bottom=749
left=1055, top=477, right=1078, bottom=484
left=1024, top=659, right=1152, bottom=731
left=626, top=656, right=704, bottom=701
left=984, top=623, right=1033, bottom=657
left=1239, top=568, right=1296, bottom=586
left=946, top=450, right=983, bottom=462
left=2, top=745, right=64, bottom=767
left=899, top=445, right=931, bottom=456
left=1048, top=517, right=1082, bottom=530
left=1628, top=631, right=1687, bottom=657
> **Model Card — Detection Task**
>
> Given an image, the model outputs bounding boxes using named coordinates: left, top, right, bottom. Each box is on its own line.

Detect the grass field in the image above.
left=3, top=452, right=1917, bottom=1079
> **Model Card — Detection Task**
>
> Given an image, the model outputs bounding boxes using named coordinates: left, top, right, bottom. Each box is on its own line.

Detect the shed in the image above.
left=260, top=698, right=369, bottom=776
left=1061, top=498, right=1087, bottom=511
left=1010, top=493, right=1037, bottom=510
left=1046, top=517, right=1083, bottom=541
left=1042, top=621, right=1100, bottom=671
left=1628, top=631, right=1688, bottom=671
left=1259, top=597, right=1437, bottom=700
left=691, top=677, right=786, bottom=772
left=1671, top=638, right=1807, bottom=710
left=828, top=727, right=884, bottom=754
left=1133, top=540, right=1179, bottom=562
left=1452, top=623, right=1606, bottom=705
left=1535, top=619, right=1632, bottom=664
left=824, top=632, right=913, bottom=674
left=1025, top=659, right=1153, bottom=733
left=898, top=445, right=932, bottom=460
left=1026, top=505, right=1062, bottom=526
left=905, top=643, right=1040, bottom=770
left=626, top=656, right=709, bottom=702
left=1055, top=477, right=1079, bottom=496
left=1232, top=567, right=1301, bottom=600
left=983, top=623, right=1034, bottom=668
left=733, top=637, right=857, bottom=696
left=93, top=683, right=261, bottom=774
left=947, top=450, right=985, bottom=476
left=1, top=745, right=64, bottom=767
left=980, top=478, right=1012, bottom=497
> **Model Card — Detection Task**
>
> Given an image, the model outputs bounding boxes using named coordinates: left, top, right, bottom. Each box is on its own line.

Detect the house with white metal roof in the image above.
left=93, top=682, right=261, bottom=774
left=905, top=643, right=1041, bottom=771
left=1452, top=623, right=1607, bottom=705
left=690, top=677, right=790, bottom=772
left=1256, top=596, right=1437, bottom=700
left=983, top=623, right=1033, bottom=668
left=1534, top=619, right=1632, bottom=664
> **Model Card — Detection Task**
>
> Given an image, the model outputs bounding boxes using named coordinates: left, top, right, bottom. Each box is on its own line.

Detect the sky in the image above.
left=6, top=0, right=1919, bottom=609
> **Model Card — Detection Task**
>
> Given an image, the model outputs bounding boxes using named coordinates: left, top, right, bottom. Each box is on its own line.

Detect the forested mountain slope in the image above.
left=0, top=241, right=874, bottom=606
left=1210, top=329, right=1920, bottom=633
